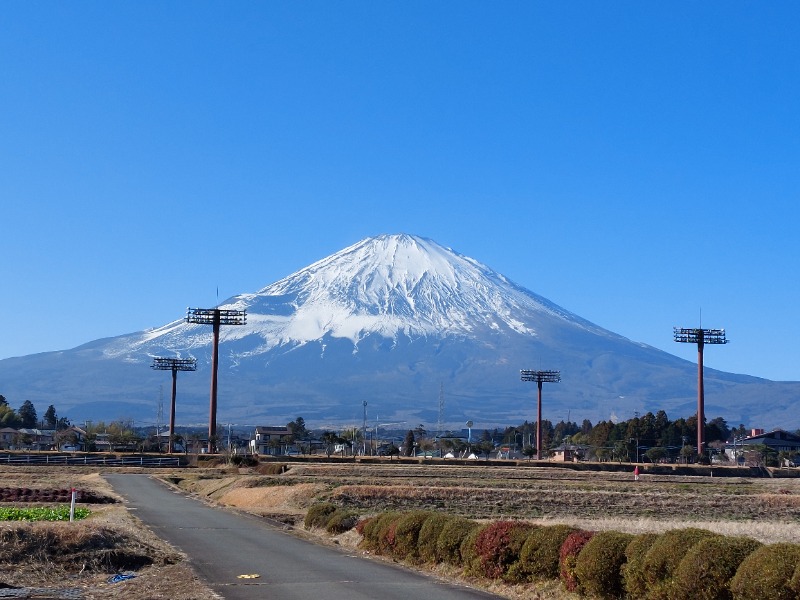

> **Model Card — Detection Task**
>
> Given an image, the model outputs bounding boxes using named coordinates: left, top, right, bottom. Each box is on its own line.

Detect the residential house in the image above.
left=17, top=428, right=54, bottom=451
left=727, top=429, right=800, bottom=466
left=250, top=426, right=292, bottom=455
left=0, top=428, right=18, bottom=450
left=551, top=444, right=587, bottom=462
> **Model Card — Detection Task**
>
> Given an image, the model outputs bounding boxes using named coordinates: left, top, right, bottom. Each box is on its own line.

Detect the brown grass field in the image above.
left=1, top=459, right=799, bottom=599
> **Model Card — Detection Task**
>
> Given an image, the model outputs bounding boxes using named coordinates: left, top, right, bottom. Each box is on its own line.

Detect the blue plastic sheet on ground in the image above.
left=107, top=574, right=136, bottom=584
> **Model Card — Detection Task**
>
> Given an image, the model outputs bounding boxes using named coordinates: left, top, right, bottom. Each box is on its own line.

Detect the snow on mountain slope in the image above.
left=4, top=233, right=795, bottom=429
left=105, top=234, right=615, bottom=359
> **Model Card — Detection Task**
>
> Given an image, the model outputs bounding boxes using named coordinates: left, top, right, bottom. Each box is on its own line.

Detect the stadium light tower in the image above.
left=520, top=369, right=561, bottom=459
left=151, top=357, right=197, bottom=453
left=187, top=307, right=247, bottom=453
left=674, top=327, right=728, bottom=457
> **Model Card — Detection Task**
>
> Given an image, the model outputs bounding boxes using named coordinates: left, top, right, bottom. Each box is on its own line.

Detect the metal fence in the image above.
left=0, top=453, right=181, bottom=467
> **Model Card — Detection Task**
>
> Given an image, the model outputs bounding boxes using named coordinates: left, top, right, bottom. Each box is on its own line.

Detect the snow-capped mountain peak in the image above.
left=106, top=233, right=600, bottom=359
left=236, top=233, right=588, bottom=348
left=4, top=233, right=794, bottom=430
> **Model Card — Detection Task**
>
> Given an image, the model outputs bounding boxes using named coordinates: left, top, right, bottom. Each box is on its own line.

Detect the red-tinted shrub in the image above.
left=559, top=530, right=595, bottom=592
left=469, top=520, right=537, bottom=579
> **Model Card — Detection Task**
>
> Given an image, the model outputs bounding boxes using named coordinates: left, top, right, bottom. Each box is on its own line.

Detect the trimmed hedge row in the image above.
left=304, top=502, right=359, bottom=535
left=349, top=510, right=800, bottom=599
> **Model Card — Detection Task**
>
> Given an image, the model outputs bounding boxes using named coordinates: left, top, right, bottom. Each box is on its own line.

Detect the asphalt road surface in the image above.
left=105, top=474, right=501, bottom=600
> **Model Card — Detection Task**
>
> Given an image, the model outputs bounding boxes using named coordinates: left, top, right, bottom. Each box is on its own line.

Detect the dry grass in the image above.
left=2, top=460, right=799, bottom=600
left=202, top=461, right=800, bottom=544
left=0, top=466, right=220, bottom=599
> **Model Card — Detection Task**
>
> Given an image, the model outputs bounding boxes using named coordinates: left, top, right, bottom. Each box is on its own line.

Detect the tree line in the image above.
left=0, top=395, right=70, bottom=430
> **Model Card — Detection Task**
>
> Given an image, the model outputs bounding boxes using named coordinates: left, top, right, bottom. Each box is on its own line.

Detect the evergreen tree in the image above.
left=43, top=405, right=58, bottom=429
left=403, top=429, right=415, bottom=456
left=707, top=417, right=730, bottom=443
left=287, top=416, right=307, bottom=440
left=18, top=400, right=37, bottom=429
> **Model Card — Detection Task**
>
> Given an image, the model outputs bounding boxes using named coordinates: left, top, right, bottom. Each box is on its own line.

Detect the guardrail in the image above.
left=0, top=453, right=181, bottom=467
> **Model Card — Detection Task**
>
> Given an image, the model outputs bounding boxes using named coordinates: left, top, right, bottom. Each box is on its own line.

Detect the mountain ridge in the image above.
left=0, top=233, right=796, bottom=430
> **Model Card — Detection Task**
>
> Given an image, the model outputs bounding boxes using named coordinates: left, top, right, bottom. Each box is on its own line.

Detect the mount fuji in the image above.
left=1, top=234, right=797, bottom=430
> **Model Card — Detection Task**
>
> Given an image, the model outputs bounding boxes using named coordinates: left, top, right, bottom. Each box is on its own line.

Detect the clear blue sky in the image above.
left=1, top=2, right=798, bottom=382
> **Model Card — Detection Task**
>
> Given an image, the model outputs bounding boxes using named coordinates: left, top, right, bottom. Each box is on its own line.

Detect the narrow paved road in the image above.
left=105, top=474, right=501, bottom=600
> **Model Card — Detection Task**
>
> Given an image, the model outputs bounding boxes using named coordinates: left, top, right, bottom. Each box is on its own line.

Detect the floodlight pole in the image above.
left=520, top=369, right=561, bottom=460
left=187, top=307, right=247, bottom=453
left=673, top=327, right=728, bottom=457
left=151, top=358, right=197, bottom=453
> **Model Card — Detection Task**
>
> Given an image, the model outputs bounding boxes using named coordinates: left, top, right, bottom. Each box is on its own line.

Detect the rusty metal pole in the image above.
left=151, top=357, right=196, bottom=453
left=208, top=308, right=221, bottom=453
left=537, top=380, right=543, bottom=460
left=168, top=367, right=178, bottom=454
left=697, top=337, right=705, bottom=458
left=521, top=369, right=560, bottom=460
left=673, top=327, right=727, bottom=462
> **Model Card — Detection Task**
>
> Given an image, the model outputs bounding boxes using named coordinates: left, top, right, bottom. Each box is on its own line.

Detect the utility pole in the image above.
left=520, top=369, right=561, bottom=460
left=437, top=382, right=445, bottom=438
left=362, top=401, right=368, bottom=456
left=674, top=327, right=728, bottom=458
left=187, top=307, right=246, bottom=453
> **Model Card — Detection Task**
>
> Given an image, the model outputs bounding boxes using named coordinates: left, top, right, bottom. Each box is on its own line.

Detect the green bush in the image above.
left=622, top=532, right=660, bottom=599
left=790, top=557, right=800, bottom=597
left=460, top=523, right=486, bottom=575
left=391, top=511, right=435, bottom=563
left=559, top=530, right=595, bottom=592
left=417, top=513, right=454, bottom=564
left=304, top=503, right=338, bottom=530
left=325, top=508, right=359, bottom=535
left=573, top=531, right=634, bottom=598
left=436, top=516, right=479, bottom=566
left=467, top=520, right=537, bottom=579
left=641, top=528, right=719, bottom=600
left=670, top=535, right=762, bottom=600
left=729, top=543, right=800, bottom=600
left=506, top=524, right=573, bottom=583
